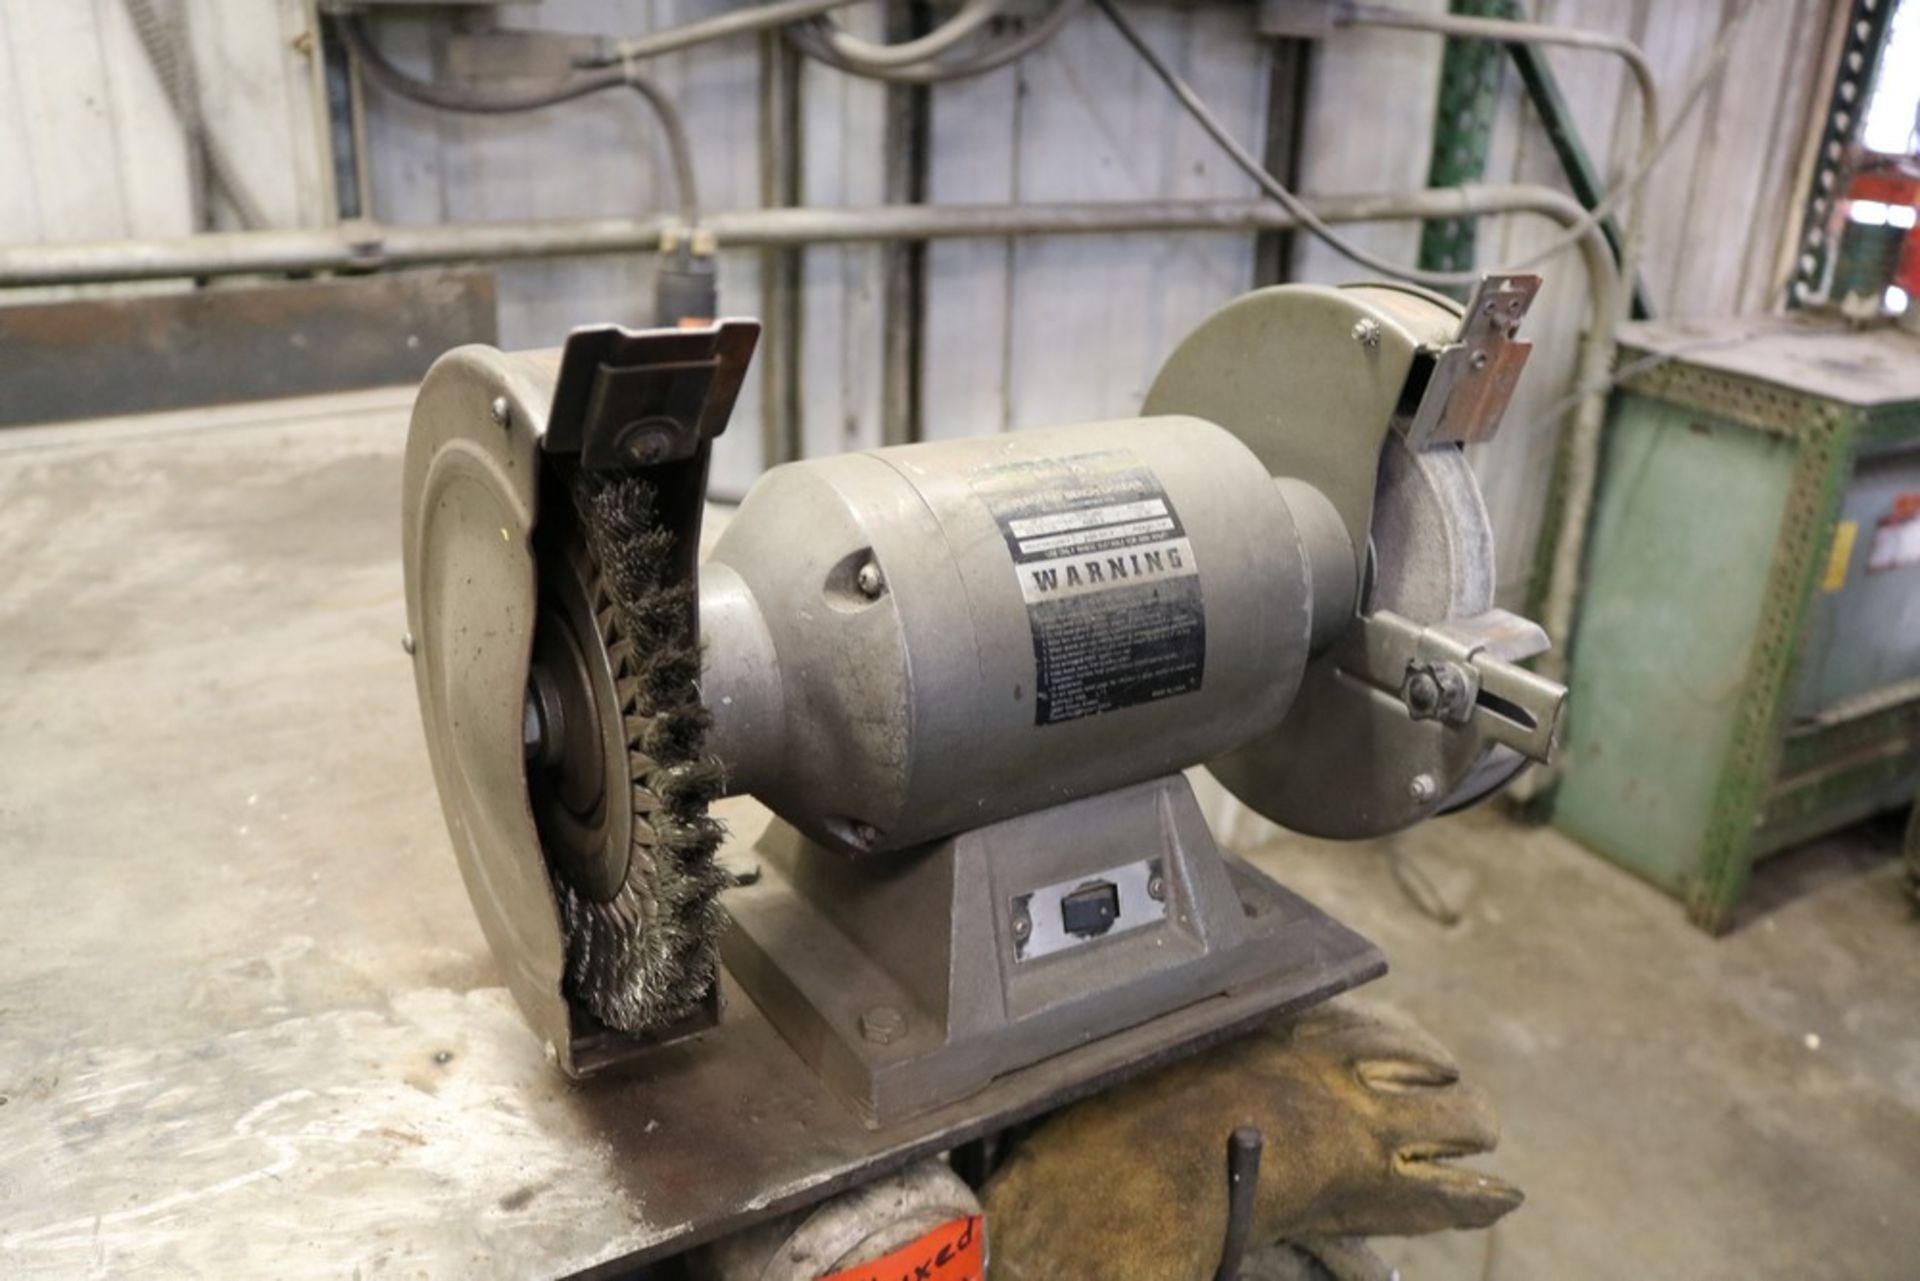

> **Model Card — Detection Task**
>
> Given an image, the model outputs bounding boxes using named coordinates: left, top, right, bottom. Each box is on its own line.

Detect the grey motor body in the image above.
left=702, top=416, right=1351, bottom=858
left=403, top=278, right=1567, bottom=1097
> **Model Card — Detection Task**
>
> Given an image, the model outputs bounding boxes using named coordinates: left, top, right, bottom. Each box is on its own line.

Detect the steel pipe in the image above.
left=0, top=186, right=1612, bottom=294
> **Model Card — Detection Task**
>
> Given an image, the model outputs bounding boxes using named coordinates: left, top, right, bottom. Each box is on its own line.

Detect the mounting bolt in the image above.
left=860, top=1005, right=907, bottom=1046
left=490, top=396, right=511, bottom=428
left=1011, top=909, right=1032, bottom=944
left=1409, top=773, right=1439, bottom=804
left=400, top=632, right=416, bottom=656
left=1470, top=349, right=1491, bottom=371
left=1351, top=317, right=1382, bottom=349
left=855, top=559, right=885, bottom=599
left=1147, top=873, right=1166, bottom=902
left=1405, top=670, right=1442, bottom=717
left=625, top=428, right=675, bottom=466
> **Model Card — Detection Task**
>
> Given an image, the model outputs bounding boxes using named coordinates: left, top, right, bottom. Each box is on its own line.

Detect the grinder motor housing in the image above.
left=402, top=278, right=1567, bottom=1118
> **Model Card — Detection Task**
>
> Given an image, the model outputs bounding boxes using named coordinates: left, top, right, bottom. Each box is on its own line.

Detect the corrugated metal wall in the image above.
left=0, top=0, right=1839, bottom=594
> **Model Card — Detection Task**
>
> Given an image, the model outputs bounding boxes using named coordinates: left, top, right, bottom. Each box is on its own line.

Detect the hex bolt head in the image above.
left=490, top=396, right=511, bottom=428
left=860, top=1005, right=907, bottom=1046
left=1409, top=773, right=1439, bottom=804
left=1405, top=671, right=1442, bottom=716
left=855, top=559, right=885, bottom=599
left=1351, top=317, right=1382, bottom=349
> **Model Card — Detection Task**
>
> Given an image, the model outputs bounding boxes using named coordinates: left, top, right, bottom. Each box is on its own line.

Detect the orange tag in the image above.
left=820, top=1215, right=984, bottom=1281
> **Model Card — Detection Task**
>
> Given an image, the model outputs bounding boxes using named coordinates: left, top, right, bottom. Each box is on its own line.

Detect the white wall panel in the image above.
left=795, top=3, right=889, bottom=460
left=0, top=0, right=1840, bottom=560
left=923, top=0, right=1270, bottom=441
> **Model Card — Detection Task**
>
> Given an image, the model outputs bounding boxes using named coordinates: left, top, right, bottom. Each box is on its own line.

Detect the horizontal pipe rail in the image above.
left=0, top=186, right=1611, bottom=294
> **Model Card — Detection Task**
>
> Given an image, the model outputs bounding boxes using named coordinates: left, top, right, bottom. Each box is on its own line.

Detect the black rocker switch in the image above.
left=1060, top=880, right=1121, bottom=938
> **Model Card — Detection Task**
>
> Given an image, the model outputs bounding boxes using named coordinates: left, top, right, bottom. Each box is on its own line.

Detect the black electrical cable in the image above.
left=1091, top=0, right=1757, bottom=290
left=332, top=15, right=700, bottom=228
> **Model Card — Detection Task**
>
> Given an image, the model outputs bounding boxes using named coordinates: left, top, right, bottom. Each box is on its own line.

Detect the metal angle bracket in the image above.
left=543, top=318, right=760, bottom=471
left=1396, top=273, right=1540, bottom=450
left=1341, top=607, right=1567, bottom=763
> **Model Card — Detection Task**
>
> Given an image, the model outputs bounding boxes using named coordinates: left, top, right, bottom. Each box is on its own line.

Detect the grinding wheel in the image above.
left=1145, top=283, right=1528, bottom=837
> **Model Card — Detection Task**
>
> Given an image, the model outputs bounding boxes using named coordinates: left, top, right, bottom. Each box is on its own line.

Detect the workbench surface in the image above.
left=0, top=390, right=1375, bottom=1278
left=1618, top=313, right=1920, bottom=408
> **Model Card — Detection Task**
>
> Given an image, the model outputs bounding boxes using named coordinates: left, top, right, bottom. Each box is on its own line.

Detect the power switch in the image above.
left=1059, top=880, right=1121, bottom=938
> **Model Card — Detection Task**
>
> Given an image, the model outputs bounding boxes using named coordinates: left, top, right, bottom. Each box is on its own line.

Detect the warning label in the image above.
left=972, top=451, right=1205, bottom=726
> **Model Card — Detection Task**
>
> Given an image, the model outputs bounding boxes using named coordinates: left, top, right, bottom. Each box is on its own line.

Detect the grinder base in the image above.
left=722, top=774, right=1384, bottom=1125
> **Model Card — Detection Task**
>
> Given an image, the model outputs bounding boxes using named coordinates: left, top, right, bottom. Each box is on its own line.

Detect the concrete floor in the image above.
left=1230, top=803, right=1920, bottom=1280
left=2, top=393, right=1916, bottom=1278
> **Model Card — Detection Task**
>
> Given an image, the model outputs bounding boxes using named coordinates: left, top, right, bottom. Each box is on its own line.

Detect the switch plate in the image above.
left=1011, top=857, right=1166, bottom=962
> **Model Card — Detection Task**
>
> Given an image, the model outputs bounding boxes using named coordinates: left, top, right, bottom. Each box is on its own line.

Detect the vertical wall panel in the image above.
left=920, top=55, right=1020, bottom=441
left=184, top=0, right=334, bottom=227
left=1291, top=0, right=1446, bottom=285
left=922, top=0, right=1270, bottom=440
left=795, top=3, right=889, bottom=459
left=5, top=2, right=136, bottom=242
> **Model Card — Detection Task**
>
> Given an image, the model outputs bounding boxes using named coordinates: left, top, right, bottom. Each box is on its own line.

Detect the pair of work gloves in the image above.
left=981, top=1000, right=1522, bottom=1280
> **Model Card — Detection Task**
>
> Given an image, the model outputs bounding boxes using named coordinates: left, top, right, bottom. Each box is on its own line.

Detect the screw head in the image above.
left=1351, top=317, right=1382, bottom=349
left=1470, top=349, right=1491, bottom=370
left=1409, top=773, right=1439, bottom=804
left=1147, top=874, right=1166, bottom=902
left=626, top=430, right=672, bottom=466
left=860, top=1005, right=907, bottom=1045
left=855, top=559, right=885, bottom=599
left=490, top=396, right=510, bottom=428
left=1011, top=911, right=1032, bottom=943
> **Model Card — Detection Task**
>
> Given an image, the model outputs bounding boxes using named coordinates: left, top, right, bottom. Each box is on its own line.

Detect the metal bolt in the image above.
left=1351, top=318, right=1382, bottom=349
left=1470, top=349, right=1491, bottom=370
left=1147, top=874, right=1166, bottom=902
left=1405, top=670, right=1442, bottom=717
left=1409, top=773, right=1438, bottom=804
left=855, top=559, right=885, bottom=599
left=401, top=632, right=416, bottom=655
left=626, top=429, right=673, bottom=465
left=490, top=396, right=510, bottom=428
left=860, top=1005, right=907, bottom=1046
left=1011, top=911, right=1032, bottom=944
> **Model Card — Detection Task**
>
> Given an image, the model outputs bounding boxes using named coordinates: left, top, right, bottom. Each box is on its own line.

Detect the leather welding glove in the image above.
left=980, top=999, right=1521, bottom=1281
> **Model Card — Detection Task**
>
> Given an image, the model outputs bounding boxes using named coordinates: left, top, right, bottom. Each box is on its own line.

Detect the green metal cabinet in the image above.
left=1553, top=315, right=1920, bottom=931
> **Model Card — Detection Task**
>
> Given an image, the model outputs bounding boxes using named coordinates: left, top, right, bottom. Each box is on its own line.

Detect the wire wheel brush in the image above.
left=522, top=470, right=730, bottom=1033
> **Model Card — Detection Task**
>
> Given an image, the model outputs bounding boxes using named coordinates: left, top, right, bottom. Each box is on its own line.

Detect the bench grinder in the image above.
left=403, top=278, right=1566, bottom=1124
